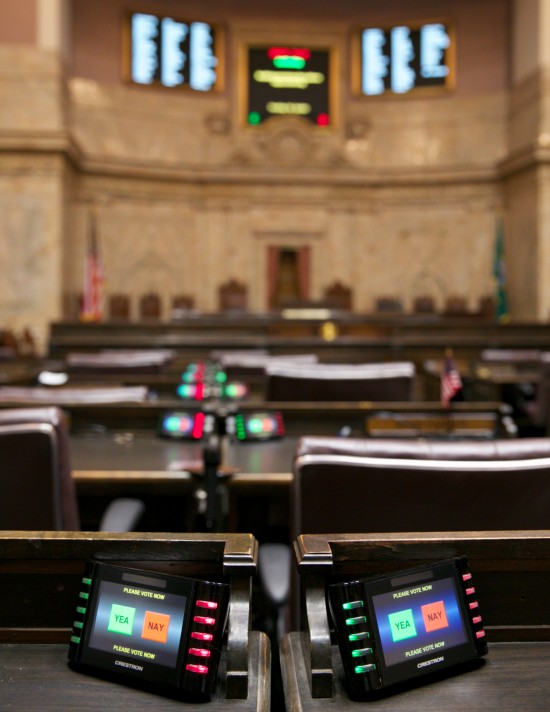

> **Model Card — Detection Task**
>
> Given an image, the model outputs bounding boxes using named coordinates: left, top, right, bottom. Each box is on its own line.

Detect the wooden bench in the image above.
left=0, top=531, right=270, bottom=710
left=280, top=531, right=550, bottom=710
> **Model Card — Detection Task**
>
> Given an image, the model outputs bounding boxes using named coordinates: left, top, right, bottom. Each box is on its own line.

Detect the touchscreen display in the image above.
left=87, top=578, right=186, bottom=669
left=372, top=575, right=467, bottom=669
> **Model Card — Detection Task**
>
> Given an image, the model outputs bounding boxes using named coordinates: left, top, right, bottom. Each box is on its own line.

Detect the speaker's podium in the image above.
left=0, top=532, right=270, bottom=710
left=280, top=532, right=550, bottom=711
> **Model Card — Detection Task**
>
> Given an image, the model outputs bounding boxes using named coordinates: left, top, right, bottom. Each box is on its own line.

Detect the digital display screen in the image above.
left=358, top=21, right=453, bottom=96
left=159, top=411, right=205, bottom=439
left=235, top=411, right=284, bottom=440
left=88, top=579, right=187, bottom=669
left=127, top=13, right=221, bottom=91
left=247, top=46, right=332, bottom=126
left=372, top=575, right=468, bottom=669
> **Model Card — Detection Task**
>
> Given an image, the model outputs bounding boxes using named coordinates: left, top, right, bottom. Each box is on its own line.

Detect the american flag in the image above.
left=441, top=350, right=463, bottom=407
left=80, top=210, right=104, bottom=322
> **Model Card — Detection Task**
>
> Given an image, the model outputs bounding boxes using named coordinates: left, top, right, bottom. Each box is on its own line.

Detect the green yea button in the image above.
left=108, top=603, right=136, bottom=636
left=388, top=608, right=417, bottom=642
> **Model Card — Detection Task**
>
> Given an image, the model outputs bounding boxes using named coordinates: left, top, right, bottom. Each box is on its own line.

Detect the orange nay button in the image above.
left=141, top=611, right=171, bottom=643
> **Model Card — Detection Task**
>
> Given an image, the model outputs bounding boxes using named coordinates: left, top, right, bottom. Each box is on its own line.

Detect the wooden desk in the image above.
left=281, top=636, right=550, bottom=711
left=281, top=531, right=550, bottom=710
left=0, top=638, right=270, bottom=711
left=71, top=433, right=295, bottom=534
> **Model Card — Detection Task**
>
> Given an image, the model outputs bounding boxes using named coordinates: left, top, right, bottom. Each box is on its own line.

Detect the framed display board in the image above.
left=245, top=45, right=334, bottom=126
left=353, top=20, right=455, bottom=97
left=123, top=11, right=224, bottom=92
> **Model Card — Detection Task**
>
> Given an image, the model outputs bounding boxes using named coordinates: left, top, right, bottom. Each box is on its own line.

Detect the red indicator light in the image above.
left=193, top=615, right=216, bottom=626
left=191, top=631, right=214, bottom=641
left=192, top=411, right=205, bottom=439
left=189, top=647, right=211, bottom=658
left=185, top=663, right=209, bottom=674
left=465, top=587, right=476, bottom=596
left=469, top=601, right=479, bottom=610
left=316, top=113, right=330, bottom=126
left=195, top=383, right=205, bottom=401
left=196, top=600, right=218, bottom=610
left=462, top=573, right=472, bottom=582
left=475, top=630, right=486, bottom=639
left=267, top=46, right=311, bottom=61
left=472, top=616, right=482, bottom=625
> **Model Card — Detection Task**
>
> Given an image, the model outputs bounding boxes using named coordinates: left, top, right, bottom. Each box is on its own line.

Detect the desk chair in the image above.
left=260, top=435, right=550, bottom=642
left=265, top=362, right=416, bottom=402
left=0, top=406, right=144, bottom=532
left=0, top=531, right=269, bottom=709
left=281, top=531, right=550, bottom=708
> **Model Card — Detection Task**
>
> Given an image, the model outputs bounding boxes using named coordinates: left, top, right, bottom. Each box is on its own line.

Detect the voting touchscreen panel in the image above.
left=68, top=561, right=229, bottom=697
left=328, top=556, right=487, bottom=697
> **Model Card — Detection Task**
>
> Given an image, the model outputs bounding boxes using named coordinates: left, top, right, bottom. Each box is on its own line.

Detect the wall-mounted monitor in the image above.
left=124, top=12, right=223, bottom=92
left=354, top=21, right=454, bottom=97
left=245, top=45, right=333, bottom=126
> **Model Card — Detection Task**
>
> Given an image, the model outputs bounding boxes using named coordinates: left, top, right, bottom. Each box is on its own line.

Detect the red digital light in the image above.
left=189, top=648, right=211, bottom=658
left=196, top=600, right=218, bottom=610
left=192, top=411, right=205, bottom=439
left=316, top=113, right=330, bottom=126
left=185, top=663, right=209, bottom=674
left=191, top=631, right=214, bottom=641
left=193, top=615, right=216, bottom=626
left=267, top=46, right=311, bottom=61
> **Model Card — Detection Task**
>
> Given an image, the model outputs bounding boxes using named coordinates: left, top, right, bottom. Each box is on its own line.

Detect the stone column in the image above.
left=505, top=0, right=550, bottom=320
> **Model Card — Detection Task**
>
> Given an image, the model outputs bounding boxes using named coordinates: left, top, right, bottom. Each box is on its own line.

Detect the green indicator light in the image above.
left=343, top=600, right=363, bottom=610
left=248, top=111, right=261, bottom=125
left=351, top=647, right=373, bottom=657
left=70, top=635, right=81, bottom=644
left=349, top=631, right=370, bottom=642
left=215, top=371, right=227, bottom=383
left=355, top=663, right=376, bottom=674
left=73, top=621, right=83, bottom=629
left=76, top=607, right=87, bottom=615
left=273, top=56, right=306, bottom=69
left=79, top=592, right=89, bottom=600
left=247, top=418, right=263, bottom=434
left=345, top=616, right=366, bottom=626
left=82, top=578, right=92, bottom=586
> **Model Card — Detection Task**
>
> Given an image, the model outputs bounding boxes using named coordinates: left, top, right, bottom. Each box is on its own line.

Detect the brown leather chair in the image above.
left=139, top=292, right=162, bottom=320
left=260, top=435, right=550, bottom=637
left=0, top=406, right=144, bottom=531
left=108, top=293, right=131, bottom=321
left=413, top=294, right=436, bottom=314
left=292, top=436, right=550, bottom=534
left=219, top=279, right=248, bottom=312
left=323, top=281, right=352, bottom=311
left=265, top=361, right=416, bottom=401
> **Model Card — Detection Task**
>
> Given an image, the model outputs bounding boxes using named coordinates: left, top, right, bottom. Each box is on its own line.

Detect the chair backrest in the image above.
left=0, top=406, right=79, bottom=530
left=219, top=279, right=248, bottom=312
left=0, top=531, right=260, bottom=700
left=323, top=281, right=352, bottom=311
left=291, top=531, right=550, bottom=698
left=266, top=362, right=416, bottom=402
left=139, top=292, right=162, bottom=320
left=108, top=293, right=131, bottom=321
left=291, top=436, right=550, bottom=537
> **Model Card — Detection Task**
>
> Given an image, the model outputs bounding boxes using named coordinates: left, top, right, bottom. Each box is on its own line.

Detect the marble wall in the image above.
left=0, top=2, right=549, bottom=349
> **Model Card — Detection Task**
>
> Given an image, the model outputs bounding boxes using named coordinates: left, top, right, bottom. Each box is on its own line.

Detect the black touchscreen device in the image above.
left=328, top=556, right=487, bottom=697
left=68, top=561, right=230, bottom=697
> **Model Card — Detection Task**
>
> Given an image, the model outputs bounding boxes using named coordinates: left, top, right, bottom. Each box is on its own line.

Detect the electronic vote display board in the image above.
left=357, top=20, right=454, bottom=96
left=246, top=46, right=332, bottom=126
left=125, top=12, right=222, bottom=92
